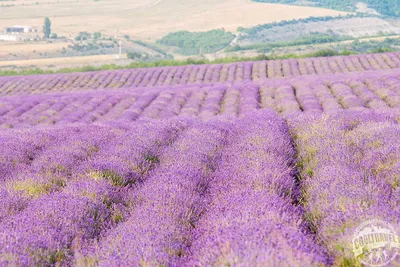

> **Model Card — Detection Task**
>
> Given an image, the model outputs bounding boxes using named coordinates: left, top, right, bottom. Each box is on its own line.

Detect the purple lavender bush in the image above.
left=288, top=110, right=400, bottom=265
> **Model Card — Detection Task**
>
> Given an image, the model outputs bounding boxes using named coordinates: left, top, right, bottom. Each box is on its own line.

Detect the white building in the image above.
left=4, top=25, right=38, bottom=34
left=0, top=25, right=40, bottom=41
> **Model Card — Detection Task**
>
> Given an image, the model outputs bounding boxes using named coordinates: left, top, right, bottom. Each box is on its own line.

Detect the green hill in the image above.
left=253, top=0, right=400, bottom=17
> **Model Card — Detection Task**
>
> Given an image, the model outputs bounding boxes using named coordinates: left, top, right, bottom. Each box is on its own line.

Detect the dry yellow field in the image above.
left=0, top=54, right=128, bottom=68
left=0, top=42, right=68, bottom=58
left=0, top=0, right=346, bottom=40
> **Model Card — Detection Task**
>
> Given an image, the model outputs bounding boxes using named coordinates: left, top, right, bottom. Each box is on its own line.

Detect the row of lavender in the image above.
left=1, top=69, right=399, bottom=128
left=0, top=111, right=327, bottom=266
left=0, top=110, right=398, bottom=266
left=272, top=70, right=400, bottom=116
left=1, top=52, right=400, bottom=96
left=288, top=111, right=400, bottom=265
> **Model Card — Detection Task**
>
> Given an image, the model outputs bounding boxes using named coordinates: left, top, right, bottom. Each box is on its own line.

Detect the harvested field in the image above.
left=0, top=54, right=128, bottom=69
left=0, top=0, right=347, bottom=40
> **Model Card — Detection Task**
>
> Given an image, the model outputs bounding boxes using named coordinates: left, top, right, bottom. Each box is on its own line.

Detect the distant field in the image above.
left=0, top=42, right=68, bottom=58
left=0, top=54, right=129, bottom=69
left=3, top=52, right=400, bottom=95
left=0, top=0, right=347, bottom=40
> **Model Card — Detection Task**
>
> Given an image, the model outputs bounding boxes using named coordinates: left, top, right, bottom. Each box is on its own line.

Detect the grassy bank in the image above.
left=0, top=48, right=393, bottom=77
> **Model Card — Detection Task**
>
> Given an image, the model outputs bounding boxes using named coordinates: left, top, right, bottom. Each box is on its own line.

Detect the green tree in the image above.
left=43, top=17, right=51, bottom=39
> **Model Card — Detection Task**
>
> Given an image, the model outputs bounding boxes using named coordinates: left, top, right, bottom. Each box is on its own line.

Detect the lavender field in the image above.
left=2, top=52, right=400, bottom=97
left=1, top=68, right=399, bottom=129
left=0, top=52, right=399, bottom=266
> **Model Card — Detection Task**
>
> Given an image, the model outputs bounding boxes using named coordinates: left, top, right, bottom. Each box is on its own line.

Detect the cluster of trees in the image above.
left=42, top=17, right=58, bottom=39
left=75, top=31, right=92, bottom=41
left=363, top=0, right=400, bottom=17
left=253, top=0, right=400, bottom=17
left=68, top=42, right=114, bottom=52
left=157, top=29, right=235, bottom=55
left=127, top=52, right=151, bottom=60
left=349, top=37, right=400, bottom=53
left=73, top=31, right=102, bottom=41
left=132, top=40, right=170, bottom=57
left=228, top=32, right=349, bottom=53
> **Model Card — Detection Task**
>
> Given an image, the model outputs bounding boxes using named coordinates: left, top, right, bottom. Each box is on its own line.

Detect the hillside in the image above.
left=2, top=0, right=400, bottom=264
left=253, top=0, right=400, bottom=17
left=238, top=16, right=400, bottom=46
left=0, top=50, right=399, bottom=266
left=0, top=0, right=346, bottom=40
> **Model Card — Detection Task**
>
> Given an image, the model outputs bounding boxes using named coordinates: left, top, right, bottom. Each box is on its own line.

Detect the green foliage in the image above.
left=127, top=52, right=144, bottom=59
left=90, top=170, right=126, bottom=187
left=0, top=55, right=268, bottom=77
left=126, top=50, right=152, bottom=61
left=157, top=29, right=235, bottom=55
left=43, top=17, right=51, bottom=39
left=339, top=49, right=356, bottom=56
left=48, top=249, right=67, bottom=265
left=349, top=37, right=400, bottom=53
left=69, top=43, right=98, bottom=52
left=369, top=46, right=396, bottom=53
left=278, top=32, right=348, bottom=46
left=132, top=40, right=170, bottom=57
left=252, top=0, right=400, bottom=17
left=68, top=41, right=114, bottom=52
left=261, top=49, right=356, bottom=59
left=228, top=32, right=350, bottom=53
left=93, top=32, right=102, bottom=40
left=75, top=31, right=91, bottom=41
left=50, top=33, right=57, bottom=39
left=145, top=154, right=160, bottom=164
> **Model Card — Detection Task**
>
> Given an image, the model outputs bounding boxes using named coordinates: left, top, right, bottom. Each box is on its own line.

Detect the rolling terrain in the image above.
left=0, top=0, right=346, bottom=40
left=0, top=53, right=400, bottom=267
left=0, top=51, right=399, bottom=266
left=238, top=17, right=400, bottom=46
left=0, top=0, right=400, bottom=265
